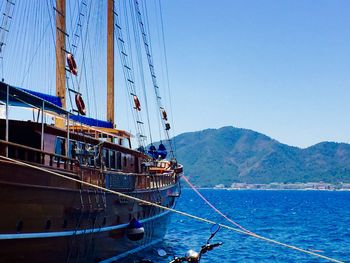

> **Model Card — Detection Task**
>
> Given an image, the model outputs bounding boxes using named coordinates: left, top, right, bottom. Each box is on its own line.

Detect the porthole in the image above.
left=45, top=220, right=51, bottom=230
left=63, top=219, right=68, bottom=228
left=16, top=220, right=23, bottom=232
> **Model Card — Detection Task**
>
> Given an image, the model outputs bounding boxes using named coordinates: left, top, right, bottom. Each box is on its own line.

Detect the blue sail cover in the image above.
left=157, top=143, right=167, bottom=159
left=70, top=115, right=113, bottom=129
left=0, top=82, right=66, bottom=114
left=20, top=88, right=62, bottom=107
left=147, top=144, right=167, bottom=159
left=148, top=145, right=158, bottom=159
left=0, top=82, right=113, bottom=129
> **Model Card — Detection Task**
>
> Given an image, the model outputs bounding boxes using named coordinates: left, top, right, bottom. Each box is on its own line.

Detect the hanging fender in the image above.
left=133, top=96, right=141, bottom=111
left=162, top=109, right=168, bottom=121
left=165, top=122, right=171, bottom=130
left=67, top=53, right=78, bottom=76
left=75, top=94, right=86, bottom=115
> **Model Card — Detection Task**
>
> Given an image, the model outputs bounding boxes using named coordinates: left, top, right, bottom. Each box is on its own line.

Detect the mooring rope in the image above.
left=182, top=175, right=252, bottom=234
left=0, top=155, right=344, bottom=263
left=182, top=175, right=333, bottom=257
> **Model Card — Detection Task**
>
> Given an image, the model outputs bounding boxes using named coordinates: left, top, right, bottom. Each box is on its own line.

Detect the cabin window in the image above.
left=123, top=156, right=127, bottom=168
left=116, top=152, right=122, bottom=170
left=54, top=137, right=66, bottom=159
left=96, top=148, right=101, bottom=167
left=78, top=142, right=87, bottom=164
left=110, top=150, right=116, bottom=169
left=78, top=142, right=86, bottom=154
left=68, top=140, right=77, bottom=159
left=88, top=144, right=95, bottom=166
left=103, top=148, right=110, bottom=168
left=130, top=156, right=134, bottom=167
left=120, top=138, right=129, bottom=148
left=98, top=133, right=111, bottom=142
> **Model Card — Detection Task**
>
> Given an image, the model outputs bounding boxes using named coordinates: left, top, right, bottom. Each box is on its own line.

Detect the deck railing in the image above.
left=0, top=139, right=178, bottom=191
left=0, top=139, right=77, bottom=171
left=104, top=171, right=176, bottom=191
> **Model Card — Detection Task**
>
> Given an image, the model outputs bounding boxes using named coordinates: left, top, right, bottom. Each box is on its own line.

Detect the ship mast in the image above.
left=55, top=0, right=114, bottom=126
left=107, top=0, right=114, bottom=125
left=55, top=0, right=66, bottom=128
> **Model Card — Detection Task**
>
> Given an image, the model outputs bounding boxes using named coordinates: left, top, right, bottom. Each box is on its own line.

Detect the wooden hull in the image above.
left=0, top=160, right=180, bottom=262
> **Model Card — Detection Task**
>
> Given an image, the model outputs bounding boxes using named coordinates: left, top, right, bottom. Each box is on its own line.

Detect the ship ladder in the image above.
left=83, top=188, right=106, bottom=262
left=81, top=190, right=94, bottom=260
left=81, top=189, right=97, bottom=262
left=66, top=189, right=86, bottom=263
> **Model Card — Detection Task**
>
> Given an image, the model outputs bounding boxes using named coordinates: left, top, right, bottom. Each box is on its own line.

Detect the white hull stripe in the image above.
left=0, top=209, right=171, bottom=240
left=99, top=238, right=163, bottom=263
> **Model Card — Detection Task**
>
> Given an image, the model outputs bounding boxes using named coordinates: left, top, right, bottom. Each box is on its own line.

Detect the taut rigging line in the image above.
left=0, top=155, right=344, bottom=263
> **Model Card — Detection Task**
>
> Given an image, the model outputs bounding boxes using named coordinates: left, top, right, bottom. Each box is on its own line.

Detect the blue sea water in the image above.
left=124, top=189, right=350, bottom=262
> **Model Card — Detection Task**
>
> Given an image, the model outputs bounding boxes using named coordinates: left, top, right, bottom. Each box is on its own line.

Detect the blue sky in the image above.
left=159, top=0, right=350, bottom=147
left=2, top=0, right=350, bottom=149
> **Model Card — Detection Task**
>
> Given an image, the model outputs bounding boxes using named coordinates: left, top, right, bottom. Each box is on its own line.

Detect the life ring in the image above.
left=67, top=53, right=78, bottom=76
left=162, top=109, right=168, bottom=121
left=133, top=96, right=141, bottom=111
left=75, top=94, right=86, bottom=115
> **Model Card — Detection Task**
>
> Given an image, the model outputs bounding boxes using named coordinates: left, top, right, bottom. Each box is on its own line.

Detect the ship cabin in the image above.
left=0, top=83, right=149, bottom=178
left=0, top=82, right=181, bottom=193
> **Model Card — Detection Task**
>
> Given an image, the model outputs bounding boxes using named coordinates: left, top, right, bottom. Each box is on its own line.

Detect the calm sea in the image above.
left=124, top=189, right=350, bottom=262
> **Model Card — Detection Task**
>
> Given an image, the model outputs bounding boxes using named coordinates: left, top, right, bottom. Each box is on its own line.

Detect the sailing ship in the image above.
left=0, top=0, right=182, bottom=262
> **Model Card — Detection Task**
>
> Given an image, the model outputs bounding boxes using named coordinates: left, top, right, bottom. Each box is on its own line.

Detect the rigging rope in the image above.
left=114, top=1, right=147, bottom=149
left=0, top=0, right=16, bottom=80
left=0, top=154, right=343, bottom=263
left=133, top=0, right=176, bottom=158
left=157, top=0, right=177, bottom=156
left=77, top=0, right=92, bottom=114
left=127, top=0, right=153, bottom=145
left=65, top=0, right=90, bottom=114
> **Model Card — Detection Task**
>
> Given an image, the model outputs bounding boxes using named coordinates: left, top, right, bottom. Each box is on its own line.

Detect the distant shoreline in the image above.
left=182, top=182, right=350, bottom=191
left=183, top=187, right=350, bottom=191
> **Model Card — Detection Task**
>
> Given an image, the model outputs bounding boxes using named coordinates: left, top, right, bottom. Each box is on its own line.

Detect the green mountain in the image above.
left=170, top=126, right=350, bottom=187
